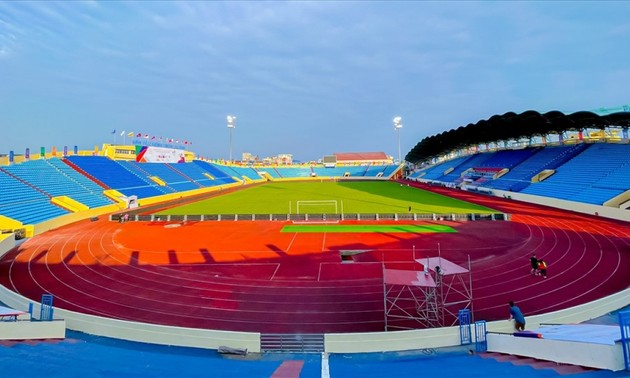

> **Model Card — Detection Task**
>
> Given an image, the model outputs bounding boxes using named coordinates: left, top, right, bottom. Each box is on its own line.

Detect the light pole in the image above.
left=393, top=116, right=403, bottom=163
left=227, top=115, right=236, bottom=162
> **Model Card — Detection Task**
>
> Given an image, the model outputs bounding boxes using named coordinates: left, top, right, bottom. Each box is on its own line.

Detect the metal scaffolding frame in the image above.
left=383, top=247, right=473, bottom=330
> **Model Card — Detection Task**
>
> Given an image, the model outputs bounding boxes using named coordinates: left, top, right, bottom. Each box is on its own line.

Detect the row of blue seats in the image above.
left=0, top=200, right=69, bottom=225
left=520, top=144, right=630, bottom=204
left=414, top=143, right=630, bottom=205
left=3, top=159, right=114, bottom=209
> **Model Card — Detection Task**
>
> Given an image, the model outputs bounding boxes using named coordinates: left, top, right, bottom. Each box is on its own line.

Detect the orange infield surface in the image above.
left=1, top=184, right=629, bottom=334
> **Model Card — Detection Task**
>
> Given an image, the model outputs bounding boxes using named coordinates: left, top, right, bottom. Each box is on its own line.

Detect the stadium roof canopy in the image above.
left=405, top=110, right=630, bottom=164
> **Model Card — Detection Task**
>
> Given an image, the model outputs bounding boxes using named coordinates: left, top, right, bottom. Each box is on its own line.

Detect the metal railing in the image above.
left=110, top=212, right=509, bottom=223
left=260, top=333, right=324, bottom=353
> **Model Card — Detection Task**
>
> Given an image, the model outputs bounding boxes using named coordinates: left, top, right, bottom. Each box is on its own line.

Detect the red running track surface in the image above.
left=0, top=184, right=628, bottom=333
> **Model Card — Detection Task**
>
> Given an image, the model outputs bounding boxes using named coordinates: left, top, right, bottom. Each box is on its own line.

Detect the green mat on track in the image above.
left=281, top=224, right=456, bottom=233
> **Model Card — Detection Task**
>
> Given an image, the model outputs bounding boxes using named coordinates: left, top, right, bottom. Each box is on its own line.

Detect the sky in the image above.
left=1, top=1, right=629, bottom=162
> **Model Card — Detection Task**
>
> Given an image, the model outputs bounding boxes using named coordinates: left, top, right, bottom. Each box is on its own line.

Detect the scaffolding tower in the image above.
left=383, top=255, right=473, bottom=330
left=416, top=256, right=473, bottom=327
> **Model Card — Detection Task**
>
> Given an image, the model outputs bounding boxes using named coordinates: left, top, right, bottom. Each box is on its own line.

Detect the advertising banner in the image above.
left=135, top=146, right=186, bottom=163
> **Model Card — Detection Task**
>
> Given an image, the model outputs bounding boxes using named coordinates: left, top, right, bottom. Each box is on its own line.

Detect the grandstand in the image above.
left=0, top=114, right=628, bottom=373
left=411, top=142, right=630, bottom=212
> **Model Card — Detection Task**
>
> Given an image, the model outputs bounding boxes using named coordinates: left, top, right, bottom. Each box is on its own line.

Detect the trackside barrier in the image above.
left=109, top=212, right=509, bottom=223
left=458, top=309, right=472, bottom=345
left=620, top=310, right=630, bottom=371
left=261, top=333, right=324, bottom=353
left=474, top=320, right=487, bottom=352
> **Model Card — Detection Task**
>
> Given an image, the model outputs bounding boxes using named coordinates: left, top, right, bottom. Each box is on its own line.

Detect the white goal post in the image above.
left=293, top=200, right=341, bottom=214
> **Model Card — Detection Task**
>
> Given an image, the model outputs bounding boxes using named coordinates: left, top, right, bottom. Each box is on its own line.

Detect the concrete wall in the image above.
left=0, top=233, right=15, bottom=254
left=487, top=333, right=625, bottom=371
left=0, top=285, right=260, bottom=352
left=485, top=188, right=629, bottom=222
left=32, top=204, right=122, bottom=236
left=325, top=287, right=630, bottom=353
left=0, top=320, right=66, bottom=341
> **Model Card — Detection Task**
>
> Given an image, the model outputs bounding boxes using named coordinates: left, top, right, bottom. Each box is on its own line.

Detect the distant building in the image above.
left=241, top=152, right=258, bottom=163
left=331, top=152, right=392, bottom=165
left=260, top=153, right=294, bottom=165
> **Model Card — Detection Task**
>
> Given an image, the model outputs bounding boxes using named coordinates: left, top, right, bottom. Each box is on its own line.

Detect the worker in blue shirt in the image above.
left=508, top=301, right=526, bottom=331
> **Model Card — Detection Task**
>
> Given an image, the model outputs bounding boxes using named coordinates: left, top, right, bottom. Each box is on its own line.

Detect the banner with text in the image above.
left=135, top=145, right=186, bottom=163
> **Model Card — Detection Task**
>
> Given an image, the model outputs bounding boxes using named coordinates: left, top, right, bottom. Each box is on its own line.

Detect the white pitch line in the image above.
left=269, top=264, right=280, bottom=281
left=286, top=233, right=298, bottom=252
left=321, top=352, right=330, bottom=378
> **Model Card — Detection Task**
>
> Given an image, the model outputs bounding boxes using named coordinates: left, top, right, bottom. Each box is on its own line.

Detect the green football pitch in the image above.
left=156, top=181, right=496, bottom=215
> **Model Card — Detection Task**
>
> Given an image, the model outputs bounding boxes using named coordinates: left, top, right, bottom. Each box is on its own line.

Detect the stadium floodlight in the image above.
left=227, top=115, right=236, bottom=162
left=393, top=116, right=403, bottom=163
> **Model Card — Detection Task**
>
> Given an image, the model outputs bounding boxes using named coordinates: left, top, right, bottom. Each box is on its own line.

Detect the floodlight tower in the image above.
left=393, top=116, right=403, bottom=163
left=227, top=115, right=236, bottom=162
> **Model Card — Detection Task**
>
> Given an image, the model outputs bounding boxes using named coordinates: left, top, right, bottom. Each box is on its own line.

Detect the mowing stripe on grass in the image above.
left=281, top=224, right=456, bottom=233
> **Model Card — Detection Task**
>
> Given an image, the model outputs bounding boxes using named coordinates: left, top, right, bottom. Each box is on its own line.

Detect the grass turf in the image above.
left=281, top=224, right=457, bottom=233
left=156, top=181, right=497, bottom=215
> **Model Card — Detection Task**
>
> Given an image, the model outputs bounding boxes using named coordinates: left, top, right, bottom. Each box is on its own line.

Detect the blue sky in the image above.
left=1, top=1, right=629, bottom=161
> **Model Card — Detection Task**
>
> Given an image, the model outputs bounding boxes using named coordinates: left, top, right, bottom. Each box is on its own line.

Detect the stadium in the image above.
left=1, top=109, right=629, bottom=376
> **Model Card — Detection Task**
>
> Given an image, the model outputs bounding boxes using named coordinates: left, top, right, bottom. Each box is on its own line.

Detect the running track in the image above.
left=0, top=184, right=628, bottom=333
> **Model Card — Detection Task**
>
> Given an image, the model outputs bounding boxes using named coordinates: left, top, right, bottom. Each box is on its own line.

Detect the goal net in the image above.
left=295, top=200, right=339, bottom=214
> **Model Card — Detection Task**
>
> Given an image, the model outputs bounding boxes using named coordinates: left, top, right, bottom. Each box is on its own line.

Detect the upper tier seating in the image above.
left=220, top=165, right=263, bottom=181
left=66, top=156, right=167, bottom=198
left=165, top=162, right=218, bottom=187
left=0, top=169, right=69, bottom=224
left=123, top=161, right=200, bottom=192
left=273, top=166, right=313, bottom=178
left=257, top=167, right=282, bottom=179
left=3, top=159, right=113, bottom=209
left=474, top=148, right=538, bottom=170
left=363, top=165, right=388, bottom=177
left=411, top=155, right=472, bottom=181
left=480, top=144, right=588, bottom=192
left=192, top=161, right=238, bottom=185
left=440, top=153, right=493, bottom=183
left=516, top=143, right=630, bottom=204
left=311, top=166, right=366, bottom=177
left=380, top=165, right=401, bottom=177
left=47, top=159, right=114, bottom=208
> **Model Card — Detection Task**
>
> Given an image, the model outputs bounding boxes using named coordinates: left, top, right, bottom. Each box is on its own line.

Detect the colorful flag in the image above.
left=137, top=133, right=142, bottom=137
left=120, top=130, right=126, bottom=136
left=128, top=132, right=134, bottom=137
left=111, top=129, right=116, bottom=134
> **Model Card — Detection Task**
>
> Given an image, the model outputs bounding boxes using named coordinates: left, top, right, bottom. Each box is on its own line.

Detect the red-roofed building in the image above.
left=332, top=152, right=392, bottom=165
